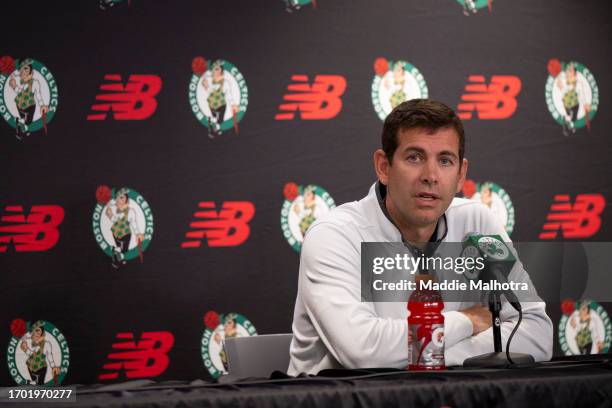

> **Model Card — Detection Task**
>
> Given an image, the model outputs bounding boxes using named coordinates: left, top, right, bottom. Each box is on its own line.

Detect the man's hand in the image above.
left=20, top=341, right=28, bottom=352
left=9, top=76, right=16, bottom=89
left=460, top=305, right=492, bottom=335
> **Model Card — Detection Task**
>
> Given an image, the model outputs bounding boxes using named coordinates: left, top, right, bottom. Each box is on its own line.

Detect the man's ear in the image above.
left=456, top=158, right=469, bottom=193
left=373, top=149, right=390, bottom=185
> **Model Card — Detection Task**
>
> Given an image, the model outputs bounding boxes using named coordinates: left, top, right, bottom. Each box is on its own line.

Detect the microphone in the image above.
left=461, top=233, right=522, bottom=311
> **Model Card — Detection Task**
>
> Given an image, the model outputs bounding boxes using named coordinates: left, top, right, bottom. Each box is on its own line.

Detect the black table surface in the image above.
left=8, top=355, right=612, bottom=408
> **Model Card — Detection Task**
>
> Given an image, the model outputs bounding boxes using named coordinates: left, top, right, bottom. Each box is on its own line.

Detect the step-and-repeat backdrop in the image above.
left=1, top=0, right=611, bottom=385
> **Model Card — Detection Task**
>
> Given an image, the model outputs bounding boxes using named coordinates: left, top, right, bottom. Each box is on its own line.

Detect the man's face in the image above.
left=566, top=64, right=576, bottom=83
left=32, top=327, right=43, bottom=344
left=116, top=194, right=128, bottom=209
left=377, top=127, right=467, bottom=232
left=304, top=190, right=315, bottom=207
left=224, top=319, right=236, bottom=332
left=480, top=186, right=492, bottom=205
left=580, top=304, right=590, bottom=321
left=393, top=64, right=404, bottom=79
left=213, top=66, right=222, bottom=81
left=19, top=66, right=32, bottom=81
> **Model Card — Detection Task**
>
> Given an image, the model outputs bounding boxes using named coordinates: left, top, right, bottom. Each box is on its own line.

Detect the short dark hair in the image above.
left=381, top=99, right=465, bottom=164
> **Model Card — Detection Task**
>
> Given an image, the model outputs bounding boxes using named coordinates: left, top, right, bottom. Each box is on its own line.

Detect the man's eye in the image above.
left=406, top=154, right=422, bottom=162
left=440, top=157, right=454, bottom=166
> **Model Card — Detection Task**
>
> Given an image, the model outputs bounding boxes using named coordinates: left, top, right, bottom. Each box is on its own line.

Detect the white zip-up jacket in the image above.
left=288, top=182, right=553, bottom=375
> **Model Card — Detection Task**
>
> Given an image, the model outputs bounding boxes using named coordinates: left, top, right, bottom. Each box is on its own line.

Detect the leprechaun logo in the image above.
left=559, top=299, right=611, bottom=355
left=281, top=182, right=336, bottom=252
left=456, top=0, right=493, bottom=16
left=7, top=319, right=70, bottom=386
left=200, top=311, right=257, bottom=379
left=0, top=56, right=58, bottom=140
left=545, top=59, right=599, bottom=136
left=371, top=57, right=428, bottom=121
left=188, top=57, right=248, bottom=139
left=461, top=179, right=515, bottom=235
left=284, top=0, right=317, bottom=12
left=92, top=185, right=154, bottom=268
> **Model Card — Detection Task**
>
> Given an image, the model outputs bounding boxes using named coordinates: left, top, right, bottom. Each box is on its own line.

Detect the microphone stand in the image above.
left=463, top=290, right=535, bottom=368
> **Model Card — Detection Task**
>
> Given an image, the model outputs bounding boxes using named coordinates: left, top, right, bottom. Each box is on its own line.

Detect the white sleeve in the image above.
left=577, top=81, right=588, bottom=106
left=298, top=222, right=409, bottom=369
left=200, top=76, right=210, bottom=97
left=592, top=315, right=604, bottom=345
left=128, top=208, right=141, bottom=235
left=44, top=341, right=57, bottom=368
left=223, top=77, right=234, bottom=106
left=13, top=82, right=24, bottom=94
left=108, top=206, right=120, bottom=223
left=445, top=300, right=552, bottom=365
left=442, top=310, right=474, bottom=349
left=32, top=80, right=45, bottom=107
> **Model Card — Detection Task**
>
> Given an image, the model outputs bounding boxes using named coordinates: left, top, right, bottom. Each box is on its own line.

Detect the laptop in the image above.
left=222, top=333, right=293, bottom=380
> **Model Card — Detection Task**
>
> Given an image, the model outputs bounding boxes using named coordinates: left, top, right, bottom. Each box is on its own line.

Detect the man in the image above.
left=20, top=321, right=60, bottom=385
left=570, top=301, right=604, bottom=355
left=384, top=61, right=408, bottom=109
left=288, top=99, right=552, bottom=375
left=556, top=62, right=590, bottom=136
left=475, top=182, right=507, bottom=231
left=201, top=60, right=238, bottom=138
left=8, top=59, right=49, bottom=140
left=292, top=185, right=318, bottom=238
left=105, top=188, right=144, bottom=268
left=213, top=313, right=239, bottom=372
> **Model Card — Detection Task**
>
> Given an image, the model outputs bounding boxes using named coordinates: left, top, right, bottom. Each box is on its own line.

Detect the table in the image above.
left=11, top=355, right=612, bottom=408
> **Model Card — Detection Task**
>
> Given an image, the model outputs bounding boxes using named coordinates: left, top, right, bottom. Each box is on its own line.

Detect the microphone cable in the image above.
left=505, top=302, right=523, bottom=365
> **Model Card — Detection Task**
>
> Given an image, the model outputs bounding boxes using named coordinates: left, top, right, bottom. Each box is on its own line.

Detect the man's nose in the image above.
left=420, top=160, right=439, bottom=185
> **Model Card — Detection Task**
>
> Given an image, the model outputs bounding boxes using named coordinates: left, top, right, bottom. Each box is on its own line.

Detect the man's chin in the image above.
left=411, top=208, right=444, bottom=226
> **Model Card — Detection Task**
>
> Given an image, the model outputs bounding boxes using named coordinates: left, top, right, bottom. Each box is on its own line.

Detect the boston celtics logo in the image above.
left=456, top=0, right=493, bottom=16
left=189, top=57, right=248, bottom=139
left=92, top=185, right=154, bottom=268
left=281, top=182, right=336, bottom=252
left=371, top=57, right=428, bottom=121
left=546, top=59, right=599, bottom=136
left=477, top=236, right=509, bottom=260
left=201, top=311, right=257, bottom=379
left=284, top=0, right=317, bottom=12
left=559, top=299, right=611, bottom=356
left=462, top=179, right=514, bottom=235
left=7, top=319, right=69, bottom=386
left=0, top=56, right=58, bottom=140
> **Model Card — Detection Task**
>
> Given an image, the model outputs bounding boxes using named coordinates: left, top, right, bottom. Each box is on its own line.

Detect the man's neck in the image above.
left=385, top=195, right=438, bottom=248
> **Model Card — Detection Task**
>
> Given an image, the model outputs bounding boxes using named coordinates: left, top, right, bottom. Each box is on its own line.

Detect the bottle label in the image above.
left=410, top=323, right=445, bottom=367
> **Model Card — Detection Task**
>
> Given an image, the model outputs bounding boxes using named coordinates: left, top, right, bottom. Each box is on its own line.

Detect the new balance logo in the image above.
left=457, top=75, right=521, bottom=120
left=0, top=205, right=64, bottom=252
left=181, top=202, right=255, bottom=248
left=275, top=75, right=346, bottom=120
left=87, top=74, right=162, bottom=120
left=99, top=332, right=174, bottom=380
left=539, top=194, right=605, bottom=239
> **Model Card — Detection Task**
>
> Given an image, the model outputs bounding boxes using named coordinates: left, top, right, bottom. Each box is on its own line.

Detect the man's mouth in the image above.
left=415, top=192, right=440, bottom=201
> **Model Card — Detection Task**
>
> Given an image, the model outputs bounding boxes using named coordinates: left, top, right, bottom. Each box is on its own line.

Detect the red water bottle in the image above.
left=408, top=274, right=446, bottom=370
